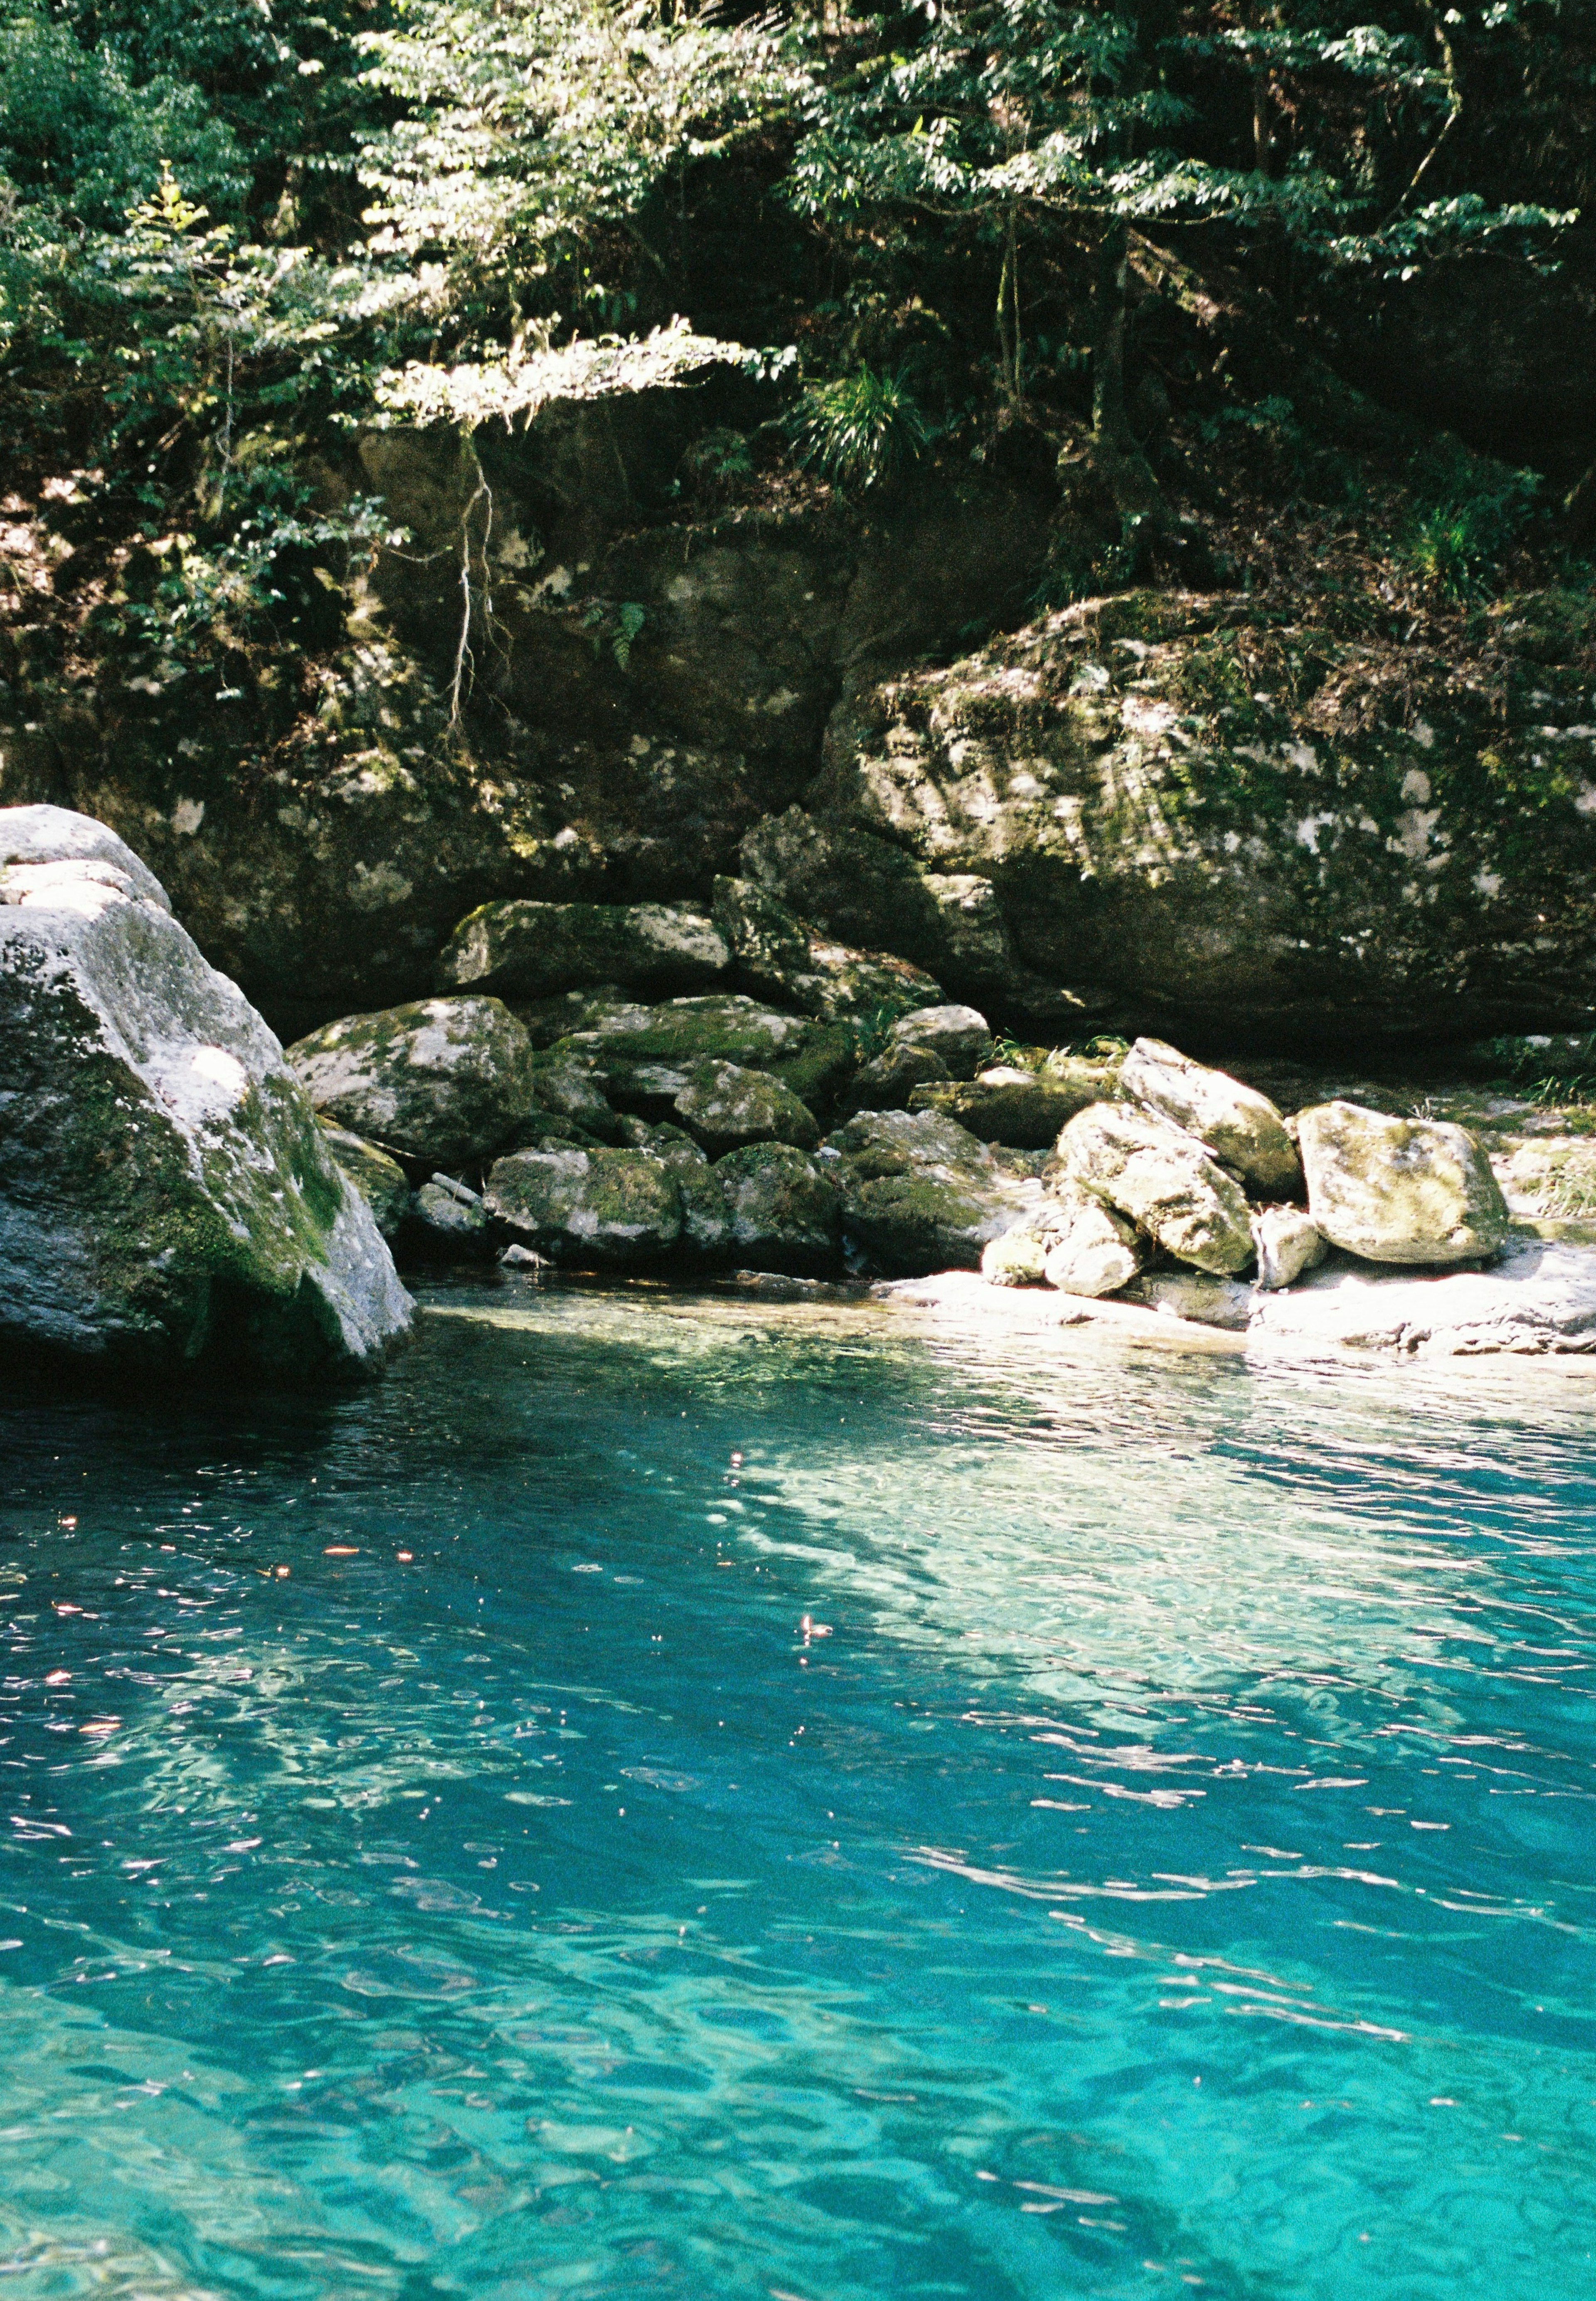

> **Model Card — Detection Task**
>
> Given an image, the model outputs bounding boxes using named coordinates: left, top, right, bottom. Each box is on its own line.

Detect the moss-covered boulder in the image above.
left=1122, top=1037, right=1300, bottom=1193
left=483, top=1146, right=683, bottom=1265
left=825, top=1107, right=1044, bottom=1275
left=436, top=899, right=729, bottom=1001
left=681, top=1143, right=842, bottom=1272
left=909, top=1068, right=1106, bottom=1148
left=710, top=877, right=944, bottom=1021
left=672, top=1060, right=819, bottom=1155
left=528, top=1051, right=625, bottom=1142
left=1061, top=1102, right=1255, bottom=1275
left=286, top=996, right=539, bottom=1167
left=1298, top=1100, right=1509, bottom=1265
left=318, top=1122, right=411, bottom=1239
left=552, top=994, right=855, bottom=1115
left=0, top=810, right=413, bottom=1378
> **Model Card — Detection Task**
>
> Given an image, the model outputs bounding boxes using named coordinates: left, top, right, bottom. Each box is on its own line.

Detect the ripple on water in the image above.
left=0, top=1277, right=1593, bottom=2299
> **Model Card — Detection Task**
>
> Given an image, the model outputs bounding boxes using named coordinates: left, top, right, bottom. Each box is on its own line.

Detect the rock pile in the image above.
left=260, top=888, right=1515, bottom=1312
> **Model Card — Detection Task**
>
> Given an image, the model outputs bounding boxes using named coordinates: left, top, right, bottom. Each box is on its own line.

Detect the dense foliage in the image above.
left=0, top=0, right=1588, bottom=691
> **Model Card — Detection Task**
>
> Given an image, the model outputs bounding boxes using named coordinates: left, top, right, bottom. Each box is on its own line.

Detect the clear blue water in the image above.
left=3, top=1277, right=1596, bottom=2301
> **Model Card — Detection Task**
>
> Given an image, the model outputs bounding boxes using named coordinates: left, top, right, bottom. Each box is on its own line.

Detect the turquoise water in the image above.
left=3, top=1280, right=1596, bottom=2301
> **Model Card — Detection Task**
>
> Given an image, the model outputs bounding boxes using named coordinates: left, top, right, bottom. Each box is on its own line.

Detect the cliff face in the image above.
left=3, top=399, right=1594, bottom=1055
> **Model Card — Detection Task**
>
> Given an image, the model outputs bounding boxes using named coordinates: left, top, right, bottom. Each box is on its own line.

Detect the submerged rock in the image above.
left=483, top=1146, right=683, bottom=1265
left=1123, top=1270, right=1257, bottom=1330
left=1121, top=1037, right=1300, bottom=1194
left=681, top=1143, right=842, bottom=1272
left=1298, top=1100, right=1510, bottom=1265
left=826, top=1108, right=1044, bottom=1275
left=1061, top=1103, right=1255, bottom=1275
left=1251, top=1203, right=1328, bottom=1290
left=437, top=898, right=729, bottom=1001
left=0, top=808, right=412, bottom=1377
left=287, top=996, right=539, bottom=1168
left=672, top=1060, right=820, bottom=1155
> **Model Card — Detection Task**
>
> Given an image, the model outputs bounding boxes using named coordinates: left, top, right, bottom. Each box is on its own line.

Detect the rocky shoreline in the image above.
left=9, top=800, right=1596, bottom=1378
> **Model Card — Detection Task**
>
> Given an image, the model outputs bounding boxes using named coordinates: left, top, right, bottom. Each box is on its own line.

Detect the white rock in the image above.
left=1247, top=1242, right=1596, bottom=1358
left=889, top=1002, right=993, bottom=1078
left=1060, top=1102, right=1255, bottom=1275
left=1251, top=1203, right=1328, bottom=1290
left=1121, top=1037, right=1300, bottom=1192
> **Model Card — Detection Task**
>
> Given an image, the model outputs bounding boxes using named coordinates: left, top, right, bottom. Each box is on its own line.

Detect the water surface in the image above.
left=2, top=1277, right=1595, bottom=2299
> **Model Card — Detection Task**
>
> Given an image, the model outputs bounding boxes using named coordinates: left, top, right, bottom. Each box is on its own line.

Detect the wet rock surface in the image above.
left=0, top=807, right=413, bottom=1379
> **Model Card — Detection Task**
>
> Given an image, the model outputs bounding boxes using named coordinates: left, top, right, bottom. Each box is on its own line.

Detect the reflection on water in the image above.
left=0, top=1274, right=1594, bottom=2300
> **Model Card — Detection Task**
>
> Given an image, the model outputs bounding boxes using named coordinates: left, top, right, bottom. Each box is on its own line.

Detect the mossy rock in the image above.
left=286, top=996, right=541, bottom=1167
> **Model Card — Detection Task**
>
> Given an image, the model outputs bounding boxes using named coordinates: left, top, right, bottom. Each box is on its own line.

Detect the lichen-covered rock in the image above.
left=483, top=1146, right=682, bottom=1265
left=750, top=587, right=1596, bottom=1043
left=286, top=996, right=539, bottom=1167
left=1061, top=1102, right=1256, bottom=1275
left=1041, top=1186, right=1145, bottom=1298
left=1297, top=1100, right=1510, bottom=1265
left=826, top=1107, right=1044, bottom=1275
left=843, top=1041, right=952, bottom=1113
left=1251, top=1203, right=1328, bottom=1290
left=909, top=1066, right=1108, bottom=1148
left=681, top=1143, right=842, bottom=1272
left=437, top=899, right=729, bottom=1001
left=319, top=1122, right=410, bottom=1239
left=1121, top=1037, right=1301, bottom=1193
left=889, top=1004, right=994, bottom=1079
left=0, top=813, right=413, bottom=1377
left=672, top=1060, right=819, bottom=1155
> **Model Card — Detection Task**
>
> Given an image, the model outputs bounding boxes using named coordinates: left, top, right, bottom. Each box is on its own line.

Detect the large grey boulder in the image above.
left=1298, top=1100, right=1510, bottom=1265
left=979, top=1184, right=1141, bottom=1296
left=672, top=1060, right=819, bottom=1155
left=681, top=1144, right=842, bottom=1272
left=1121, top=1037, right=1301, bottom=1194
left=1042, top=1185, right=1145, bottom=1298
left=1061, top=1102, right=1256, bottom=1275
left=483, top=1146, right=682, bottom=1265
left=825, top=1108, right=1044, bottom=1275
left=0, top=811, right=413, bottom=1377
left=286, top=996, right=539, bottom=1167
left=436, top=899, right=729, bottom=1001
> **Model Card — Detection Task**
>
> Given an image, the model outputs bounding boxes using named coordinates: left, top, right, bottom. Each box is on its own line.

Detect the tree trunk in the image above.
left=1091, top=218, right=1166, bottom=532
